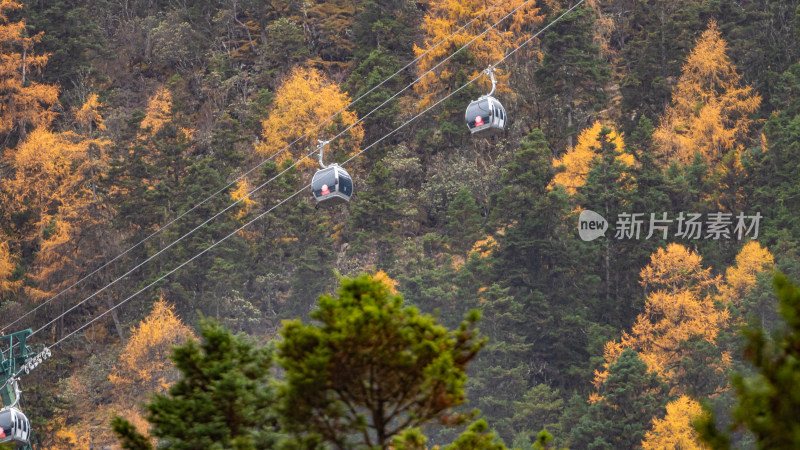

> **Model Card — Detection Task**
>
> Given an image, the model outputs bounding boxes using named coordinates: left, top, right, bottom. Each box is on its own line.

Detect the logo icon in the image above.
left=579, top=209, right=608, bottom=241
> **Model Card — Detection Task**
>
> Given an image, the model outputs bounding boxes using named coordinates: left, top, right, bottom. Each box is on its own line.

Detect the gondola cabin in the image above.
left=465, top=95, right=506, bottom=135
left=0, top=407, right=31, bottom=448
left=312, top=164, right=353, bottom=207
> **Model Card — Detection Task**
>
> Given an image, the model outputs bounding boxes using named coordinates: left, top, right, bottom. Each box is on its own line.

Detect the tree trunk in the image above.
left=106, top=294, right=126, bottom=344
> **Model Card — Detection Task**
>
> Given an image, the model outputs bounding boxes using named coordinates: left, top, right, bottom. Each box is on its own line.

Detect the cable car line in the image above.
left=44, top=68, right=480, bottom=357
left=4, top=0, right=541, bottom=350
left=31, top=0, right=588, bottom=362
left=0, top=0, right=514, bottom=335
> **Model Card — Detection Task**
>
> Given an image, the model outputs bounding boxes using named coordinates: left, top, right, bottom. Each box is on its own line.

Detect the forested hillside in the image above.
left=1, top=0, right=799, bottom=447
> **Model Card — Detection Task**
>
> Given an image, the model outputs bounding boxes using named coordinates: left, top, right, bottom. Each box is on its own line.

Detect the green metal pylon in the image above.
left=0, top=329, right=33, bottom=406
left=1, top=330, right=40, bottom=450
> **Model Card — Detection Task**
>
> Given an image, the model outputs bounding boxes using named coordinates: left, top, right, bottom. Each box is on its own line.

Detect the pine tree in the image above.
left=551, top=121, right=631, bottom=194
left=751, top=61, right=800, bottom=253
left=617, top=0, right=706, bottom=123
left=278, top=273, right=485, bottom=448
left=572, top=123, right=655, bottom=331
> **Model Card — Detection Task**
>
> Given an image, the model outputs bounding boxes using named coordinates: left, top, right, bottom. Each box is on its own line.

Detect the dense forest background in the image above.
left=1, top=0, right=800, bottom=447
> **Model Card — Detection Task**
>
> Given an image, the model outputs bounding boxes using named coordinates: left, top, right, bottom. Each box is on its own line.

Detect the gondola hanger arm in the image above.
left=318, top=139, right=330, bottom=169
left=484, top=65, right=497, bottom=97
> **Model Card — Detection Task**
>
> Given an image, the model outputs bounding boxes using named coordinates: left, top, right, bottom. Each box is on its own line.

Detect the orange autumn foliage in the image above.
left=8, top=128, right=87, bottom=229
left=74, top=93, right=106, bottom=132
left=551, top=121, right=632, bottom=194
left=0, top=0, right=59, bottom=140
left=0, top=240, right=20, bottom=293
left=9, top=93, right=111, bottom=217
left=718, top=241, right=774, bottom=307
left=7, top=120, right=113, bottom=301
left=595, top=244, right=727, bottom=388
left=470, top=234, right=498, bottom=258
left=109, top=299, right=195, bottom=394
left=414, top=0, right=544, bottom=107
left=641, top=395, right=708, bottom=450
left=639, top=243, right=717, bottom=294
left=373, top=270, right=399, bottom=295
left=654, top=20, right=761, bottom=166
left=230, top=179, right=256, bottom=219
left=257, top=67, right=363, bottom=169
left=140, top=86, right=173, bottom=136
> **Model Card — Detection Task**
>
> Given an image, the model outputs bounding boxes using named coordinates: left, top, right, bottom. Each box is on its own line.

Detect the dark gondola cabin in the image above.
left=0, top=407, right=31, bottom=448
left=312, top=164, right=353, bottom=207
left=465, top=95, right=506, bottom=135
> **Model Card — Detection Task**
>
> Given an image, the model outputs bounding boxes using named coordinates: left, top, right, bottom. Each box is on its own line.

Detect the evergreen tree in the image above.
left=346, top=49, right=402, bottom=142
left=111, top=320, right=281, bottom=449
left=23, top=0, right=107, bottom=101
left=488, top=128, right=596, bottom=389
left=569, top=349, right=669, bottom=449
left=349, top=160, right=400, bottom=248
left=704, top=0, right=800, bottom=114
left=443, top=419, right=507, bottom=450
left=573, top=124, right=651, bottom=331
left=695, top=273, right=800, bottom=449
left=446, top=187, right=483, bottom=256
left=533, top=5, right=610, bottom=149
left=752, top=62, right=800, bottom=252
left=278, top=273, right=485, bottom=448
left=617, top=0, right=706, bottom=126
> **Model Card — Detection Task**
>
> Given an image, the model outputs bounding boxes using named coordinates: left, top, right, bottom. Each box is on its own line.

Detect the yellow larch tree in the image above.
left=718, top=241, right=774, bottom=307
left=641, top=395, right=707, bottom=450
left=139, top=86, right=173, bottom=136
left=414, top=0, right=544, bottom=107
left=8, top=128, right=86, bottom=234
left=69, top=93, right=112, bottom=201
left=9, top=92, right=112, bottom=220
left=639, top=243, right=717, bottom=294
left=372, top=269, right=399, bottom=295
left=14, top=96, right=112, bottom=308
left=595, top=244, right=728, bottom=389
left=654, top=20, right=761, bottom=166
left=24, top=217, right=79, bottom=302
left=62, top=299, right=194, bottom=449
left=8, top=107, right=112, bottom=302
left=110, top=298, right=195, bottom=395
left=0, top=0, right=59, bottom=142
left=75, top=93, right=106, bottom=133
left=551, top=121, right=632, bottom=194
left=0, top=240, right=20, bottom=293
left=257, top=66, right=363, bottom=170
left=230, top=179, right=256, bottom=219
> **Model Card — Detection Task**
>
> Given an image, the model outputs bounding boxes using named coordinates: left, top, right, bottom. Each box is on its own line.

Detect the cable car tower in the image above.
left=1, top=330, right=49, bottom=449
